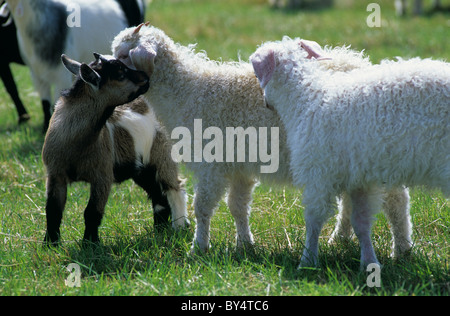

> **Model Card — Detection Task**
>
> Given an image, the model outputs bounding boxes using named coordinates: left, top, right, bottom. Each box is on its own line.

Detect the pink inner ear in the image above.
left=251, top=48, right=276, bottom=89
left=300, top=40, right=331, bottom=60
left=129, top=43, right=157, bottom=75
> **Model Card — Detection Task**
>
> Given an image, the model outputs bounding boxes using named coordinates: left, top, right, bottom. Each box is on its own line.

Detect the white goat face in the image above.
left=112, top=23, right=146, bottom=69
left=112, top=23, right=157, bottom=76
left=250, top=38, right=332, bottom=89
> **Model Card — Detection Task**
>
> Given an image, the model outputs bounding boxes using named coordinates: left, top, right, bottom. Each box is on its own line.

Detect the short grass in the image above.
left=0, top=0, right=448, bottom=296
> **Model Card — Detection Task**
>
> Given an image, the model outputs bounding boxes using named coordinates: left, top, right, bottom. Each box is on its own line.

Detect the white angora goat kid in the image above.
left=251, top=38, right=449, bottom=269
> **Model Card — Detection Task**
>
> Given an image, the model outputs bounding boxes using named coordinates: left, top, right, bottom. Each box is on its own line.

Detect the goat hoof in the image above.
left=43, top=233, right=60, bottom=248
left=189, top=242, right=209, bottom=256
left=81, top=238, right=101, bottom=249
left=172, top=217, right=191, bottom=230
left=154, top=221, right=171, bottom=232
left=298, top=256, right=319, bottom=270
left=18, top=114, right=30, bottom=125
left=82, top=231, right=100, bottom=248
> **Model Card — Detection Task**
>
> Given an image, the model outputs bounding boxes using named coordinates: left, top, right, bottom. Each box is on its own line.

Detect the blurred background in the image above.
left=146, top=0, right=448, bottom=62
left=1, top=0, right=448, bottom=127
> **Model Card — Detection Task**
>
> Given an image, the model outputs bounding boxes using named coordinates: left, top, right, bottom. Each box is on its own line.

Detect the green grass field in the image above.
left=0, top=0, right=448, bottom=296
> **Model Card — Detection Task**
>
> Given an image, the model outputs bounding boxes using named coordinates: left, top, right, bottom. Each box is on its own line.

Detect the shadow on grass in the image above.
left=57, top=226, right=194, bottom=276
left=195, top=238, right=449, bottom=295
left=43, top=226, right=448, bottom=295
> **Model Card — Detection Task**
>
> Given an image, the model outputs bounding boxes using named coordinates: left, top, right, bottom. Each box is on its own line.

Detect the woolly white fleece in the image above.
left=113, top=27, right=414, bottom=261
left=251, top=37, right=449, bottom=268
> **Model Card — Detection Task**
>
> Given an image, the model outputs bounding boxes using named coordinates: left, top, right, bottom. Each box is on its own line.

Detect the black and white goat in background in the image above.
left=42, top=53, right=188, bottom=245
left=4, top=0, right=145, bottom=131
left=0, top=0, right=29, bottom=124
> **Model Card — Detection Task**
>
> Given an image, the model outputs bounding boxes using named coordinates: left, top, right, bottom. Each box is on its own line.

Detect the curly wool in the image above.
left=113, top=27, right=414, bottom=260
left=265, top=40, right=449, bottom=194
left=112, top=26, right=291, bottom=252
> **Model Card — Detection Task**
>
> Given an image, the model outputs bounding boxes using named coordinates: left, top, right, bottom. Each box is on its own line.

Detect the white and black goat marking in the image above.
left=25, top=0, right=68, bottom=66
left=0, top=0, right=29, bottom=123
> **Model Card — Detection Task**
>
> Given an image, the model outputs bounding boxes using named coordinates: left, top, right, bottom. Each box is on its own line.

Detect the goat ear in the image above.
left=94, top=53, right=111, bottom=65
left=0, top=2, right=13, bottom=27
left=0, top=2, right=9, bottom=18
left=250, top=47, right=276, bottom=89
left=79, top=64, right=101, bottom=90
left=300, top=40, right=331, bottom=61
left=62, top=54, right=81, bottom=76
left=129, top=43, right=156, bottom=75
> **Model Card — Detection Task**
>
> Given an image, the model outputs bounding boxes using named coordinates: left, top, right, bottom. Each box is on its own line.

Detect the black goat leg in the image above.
left=133, top=165, right=172, bottom=230
left=44, top=176, right=67, bottom=246
left=0, top=64, right=30, bottom=124
left=42, top=99, right=52, bottom=133
left=82, top=181, right=111, bottom=245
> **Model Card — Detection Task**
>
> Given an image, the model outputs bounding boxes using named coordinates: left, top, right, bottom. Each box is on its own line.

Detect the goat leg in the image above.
left=0, top=64, right=29, bottom=124
left=133, top=164, right=172, bottom=230
left=82, top=182, right=110, bottom=245
left=41, top=100, right=52, bottom=133
left=43, top=176, right=67, bottom=246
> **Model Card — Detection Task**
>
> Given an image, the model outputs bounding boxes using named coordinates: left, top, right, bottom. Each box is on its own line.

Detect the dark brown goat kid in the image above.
left=42, top=53, right=188, bottom=246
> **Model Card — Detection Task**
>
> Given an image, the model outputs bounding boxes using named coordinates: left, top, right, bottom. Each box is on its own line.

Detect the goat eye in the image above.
left=117, top=72, right=126, bottom=81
